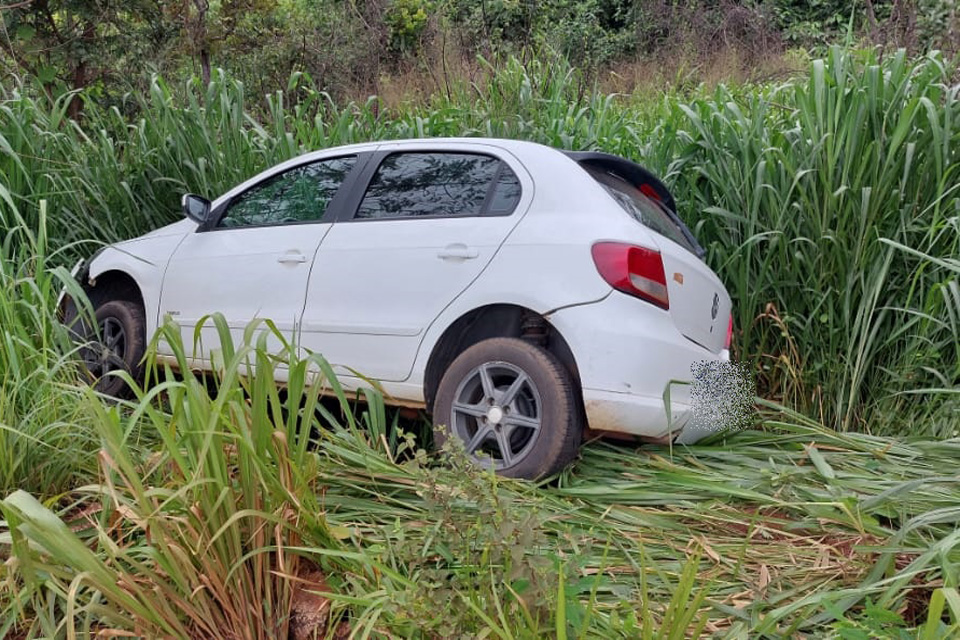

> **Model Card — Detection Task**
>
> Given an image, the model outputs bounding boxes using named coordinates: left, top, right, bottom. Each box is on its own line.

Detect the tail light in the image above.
left=591, top=242, right=669, bottom=309
left=725, top=314, right=733, bottom=350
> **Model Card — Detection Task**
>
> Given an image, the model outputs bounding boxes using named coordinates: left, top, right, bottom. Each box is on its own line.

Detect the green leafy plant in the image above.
left=385, top=0, right=434, bottom=52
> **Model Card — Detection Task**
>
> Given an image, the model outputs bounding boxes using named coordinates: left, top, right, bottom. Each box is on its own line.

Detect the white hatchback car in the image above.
left=68, top=138, right=732, bottom=478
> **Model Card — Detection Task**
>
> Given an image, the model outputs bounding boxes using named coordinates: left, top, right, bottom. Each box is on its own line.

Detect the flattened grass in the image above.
left=1, top=321, right=957, bottom=637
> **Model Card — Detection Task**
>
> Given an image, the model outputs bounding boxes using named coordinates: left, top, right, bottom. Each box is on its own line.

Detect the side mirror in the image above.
left=181, top=194, right=211, bottom=224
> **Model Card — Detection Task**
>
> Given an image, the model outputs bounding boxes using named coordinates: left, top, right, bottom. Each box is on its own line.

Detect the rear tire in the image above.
left=433, top=337, right=582, bottom=479
left=78, top=299, right=146, bottom=398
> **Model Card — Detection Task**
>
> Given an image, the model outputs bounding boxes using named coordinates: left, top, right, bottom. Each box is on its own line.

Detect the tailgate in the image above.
left=656, top=238, right=731, bottom=353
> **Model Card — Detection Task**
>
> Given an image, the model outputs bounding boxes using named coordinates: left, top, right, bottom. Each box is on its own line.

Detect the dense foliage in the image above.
left=2, top=1, right=958, bottom=105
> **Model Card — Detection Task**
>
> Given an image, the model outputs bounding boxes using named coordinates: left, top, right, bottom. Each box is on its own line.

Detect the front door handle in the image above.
left=437, top=244, right=479, bottom=261
left=277, top=252, right=308, bottom=264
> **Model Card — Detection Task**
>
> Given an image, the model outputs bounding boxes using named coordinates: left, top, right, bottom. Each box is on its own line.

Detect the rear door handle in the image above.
left=437, top=244, right=479, bottom=261
left=277, top=252, right=308, bottom=264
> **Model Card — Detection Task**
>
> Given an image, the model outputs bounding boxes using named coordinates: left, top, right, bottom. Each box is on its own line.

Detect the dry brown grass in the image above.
left=367, top=41, right=803, bottom=111
left=598, top=45, right=803, bottom=96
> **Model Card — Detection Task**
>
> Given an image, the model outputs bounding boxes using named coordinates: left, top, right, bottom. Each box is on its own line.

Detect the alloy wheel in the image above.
left=449, top=361, right=543, bottom=469
left=83, top=316, right=128, bottom=385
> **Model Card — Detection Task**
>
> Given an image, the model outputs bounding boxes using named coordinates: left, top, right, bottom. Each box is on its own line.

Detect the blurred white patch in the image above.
left=687, top=360, right=756, bottom=437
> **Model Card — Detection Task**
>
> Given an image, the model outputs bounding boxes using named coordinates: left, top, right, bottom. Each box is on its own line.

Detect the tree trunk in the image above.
left=864, top=0, right=879, bottom=45
left=67, top=22, right=96, bottom=120
left=192, top=0, right=211, bottom=86
left=67, top=59, right=86, bottom=119
left=200, top=47, right=211, bottom=86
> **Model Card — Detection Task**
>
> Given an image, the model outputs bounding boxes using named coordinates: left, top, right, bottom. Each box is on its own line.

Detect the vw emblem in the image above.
left=711, top=293, right=719, bottom=320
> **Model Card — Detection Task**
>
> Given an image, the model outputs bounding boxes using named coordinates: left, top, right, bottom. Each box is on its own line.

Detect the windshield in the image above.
left=585, top=166, right=702, bottom=256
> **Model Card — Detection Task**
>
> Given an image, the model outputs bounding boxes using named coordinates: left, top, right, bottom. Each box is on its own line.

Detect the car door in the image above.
left=300, top=145, right=529, bottom=381
left=159, top=154, right=363, bottom=362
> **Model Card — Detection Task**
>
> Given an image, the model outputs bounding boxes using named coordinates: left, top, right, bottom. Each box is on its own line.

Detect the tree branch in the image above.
left=0, top=0, right=36, bottom=10
left=35, top=0, right=65, bottom=45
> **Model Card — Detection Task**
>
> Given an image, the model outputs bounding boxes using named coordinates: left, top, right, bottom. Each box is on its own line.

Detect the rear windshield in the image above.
left=584, top=166, right=701, bottom=255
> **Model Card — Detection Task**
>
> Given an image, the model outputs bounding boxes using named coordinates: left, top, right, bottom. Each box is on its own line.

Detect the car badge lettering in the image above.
left=710, top=293, right=719, bottom=320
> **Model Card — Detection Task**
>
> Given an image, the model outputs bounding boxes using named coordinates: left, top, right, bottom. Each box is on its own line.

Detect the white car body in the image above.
left=81, top=138, right=731, bottom=444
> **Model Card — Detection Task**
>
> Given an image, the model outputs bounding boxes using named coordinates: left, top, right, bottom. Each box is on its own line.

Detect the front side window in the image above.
left=355, top=152, right=521, bottom=219
left=218, top=156, right=356, bottom=228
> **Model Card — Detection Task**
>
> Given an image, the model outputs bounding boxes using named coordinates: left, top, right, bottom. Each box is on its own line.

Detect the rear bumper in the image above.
left=547, top=292, right=728, bottom=443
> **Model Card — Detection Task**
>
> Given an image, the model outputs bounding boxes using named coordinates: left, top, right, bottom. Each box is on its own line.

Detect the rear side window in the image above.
left=487, top=166, right=522, bottom=214
left=355, top=152, right=521, bottom=219
left=585, top=166, right=698, bottom=254
left=219, top=156, right=356, bottom=228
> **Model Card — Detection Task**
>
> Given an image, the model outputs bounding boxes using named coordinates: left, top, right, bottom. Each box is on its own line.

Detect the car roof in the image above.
left=301, top=138, right=672, bottom=198
left=211, top=137, right=565, bottom=210
left=311, top=136, right=559, bottom=156
left=214, top=138, right=675, bottom=225
left=257, top=137, right=558, bottom=178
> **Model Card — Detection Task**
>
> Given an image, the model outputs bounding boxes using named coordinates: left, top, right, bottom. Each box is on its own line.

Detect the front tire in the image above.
left=433, top=337, right=582, bottom=479
left=79, top=299, right=146, bottom=397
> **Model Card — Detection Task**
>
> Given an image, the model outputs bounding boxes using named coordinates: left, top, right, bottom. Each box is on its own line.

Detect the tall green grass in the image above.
left=0, top=47, right=957, bottom=432
left=0, top=197, right=103, bottom=496
left=662, top=48, right=960, bottom=434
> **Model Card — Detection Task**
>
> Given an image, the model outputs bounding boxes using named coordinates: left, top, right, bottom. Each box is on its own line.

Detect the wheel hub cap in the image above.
left=449, top=361, right=543, bottom=470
